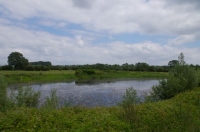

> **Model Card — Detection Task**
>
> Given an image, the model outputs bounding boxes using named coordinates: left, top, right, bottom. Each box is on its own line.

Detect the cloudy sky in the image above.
left=0, top=0, right=200, bottom=66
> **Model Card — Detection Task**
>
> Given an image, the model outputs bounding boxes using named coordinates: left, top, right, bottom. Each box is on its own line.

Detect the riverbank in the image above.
left=0, top=70, right=168, bottom=84
left=1, top=87, right=200, bottom=131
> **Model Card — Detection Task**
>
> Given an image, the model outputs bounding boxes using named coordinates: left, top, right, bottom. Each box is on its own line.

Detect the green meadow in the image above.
left=0, top=70, right=168, bottom=84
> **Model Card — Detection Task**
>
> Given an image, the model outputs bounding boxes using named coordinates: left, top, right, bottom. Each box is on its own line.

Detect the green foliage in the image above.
left=1, top=88, right=200, bottom=131
left=1, top=70, right=75, bottom=84
left=0, top=107, right=130, bottom=131
left=0, top=75, right=8, bottom=112
left=119, top=87, right=140, bottom=124
left=7, top=52, right=29, bottom=70
left=29, top=61, right=52, bottom=67
left=10, top=87, right=41, bottom=108
left=42, top=89, right=59, bottom=109
left=75, top=69, right=96, bottom=80
left=135, top=62, right=149, bottom=71
left=149, top=53, right=199, bottom=101
left=168, top=60, right=178, bottom=67
left=75, top=69, right=95, bottom=76
left=146, top=79, right=168, bottom=102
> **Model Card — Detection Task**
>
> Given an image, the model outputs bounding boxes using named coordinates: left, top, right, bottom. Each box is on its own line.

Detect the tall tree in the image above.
left=178, top=52, right=185, bottom=65
left=8, top=52, right=29, bottom=70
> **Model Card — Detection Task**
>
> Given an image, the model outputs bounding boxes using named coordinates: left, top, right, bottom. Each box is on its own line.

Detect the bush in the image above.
left=0, top=65, right=12, bottom=70
left=75, top=69, right=96, bottom=80
left=42, top=89, right=59, bottom=109
left=25, top=65, right=35, bottom=71
left=0, top=75, right=8, bottom=112
left=149, top=53, right=199, bottom=101
left=119, top=87, right=140, bottom=123
left=10, top=87, right=41, bottom=108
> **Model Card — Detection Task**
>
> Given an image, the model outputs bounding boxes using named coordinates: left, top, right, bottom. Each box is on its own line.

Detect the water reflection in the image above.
left=9, top=79, right=159, bottom=107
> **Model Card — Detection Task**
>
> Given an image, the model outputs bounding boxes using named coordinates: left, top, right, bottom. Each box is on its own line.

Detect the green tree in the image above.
left=168, top=60, right=178, bottom=67
left=178, top=52, right=185, bottom=65
left=135, top=62, right=149, bottom=71
left=8, top=52, right=29, bottom=70
left=149, top=53, right=198, bottom=101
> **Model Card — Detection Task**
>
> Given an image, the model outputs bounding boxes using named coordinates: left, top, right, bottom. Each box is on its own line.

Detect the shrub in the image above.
left=0, top=75, right=8, bottom=112
left=75, top=69, right=96, bottom=80
left=42, top=89, right=59, bottom=109
left=149, top=53, right=199, bottom=101
left=10, top=87, right=41, bottom=108
left=119, top=87, right=140, bottom=123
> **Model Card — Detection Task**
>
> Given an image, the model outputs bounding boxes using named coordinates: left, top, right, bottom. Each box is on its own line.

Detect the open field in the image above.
left=0, top=70, right=169, bottom=84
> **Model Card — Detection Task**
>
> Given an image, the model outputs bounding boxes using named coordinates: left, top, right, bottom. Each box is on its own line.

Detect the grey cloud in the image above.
left=166, top=0, right=200, bottom=8
left=72, top=0, right=94, bottom=9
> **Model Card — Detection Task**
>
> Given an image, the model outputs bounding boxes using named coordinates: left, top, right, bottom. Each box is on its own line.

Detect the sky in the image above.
left=0, top=0, right=200, bottom=66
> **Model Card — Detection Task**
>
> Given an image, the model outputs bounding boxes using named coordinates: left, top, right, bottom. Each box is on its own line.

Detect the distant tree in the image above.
left=8, top=52, right=29, bottom=70
left=195, top=64, right=200, bottom=70
left=178, top=52, right=185, bottom=65
left=29, top=61, right=52, bottom=67
left=168, top=60, right=178, bottom=67
left=135, top=62, right=149, bottom=71
left=122, top=63, right=129, bottom=71
left=0, top=65, right=12, bottom=70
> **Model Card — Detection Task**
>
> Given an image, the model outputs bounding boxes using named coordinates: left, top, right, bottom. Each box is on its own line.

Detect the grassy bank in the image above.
left=1, top=87, right=200, bottom=131
left=0, top=70, right=168, bottom=84
left=0, top=70, right=75, bottom=84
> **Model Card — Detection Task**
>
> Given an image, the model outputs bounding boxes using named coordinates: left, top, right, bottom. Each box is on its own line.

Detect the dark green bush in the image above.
left=0, top=75, right=8, bottom=112
left=82, top=69, right=95, bottom=75
left=75, top=69, right=96, bottom=80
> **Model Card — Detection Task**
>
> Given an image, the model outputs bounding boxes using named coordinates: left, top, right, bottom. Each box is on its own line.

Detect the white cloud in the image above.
left=168, top=35, right=195, bottom=45
left=0, top=0, right=200, bottom=36
left=0, top=0, right=200, bottom=65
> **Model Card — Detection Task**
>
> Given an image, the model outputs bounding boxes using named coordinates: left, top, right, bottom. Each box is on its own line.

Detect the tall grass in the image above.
left=119, top=87, right=140, bottom=124
left=42, top=89, right=59, bottom=109
left=10, top=87, right=41, bottom=108
left=0, top=75, right=8, bottom=112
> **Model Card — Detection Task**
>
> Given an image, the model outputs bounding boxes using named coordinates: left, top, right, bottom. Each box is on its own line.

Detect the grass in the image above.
left=0, top=70, right=168, bottom=84
left=0, top=70, right=75, bottom=84
left=0, top=107, right=130, bottom=131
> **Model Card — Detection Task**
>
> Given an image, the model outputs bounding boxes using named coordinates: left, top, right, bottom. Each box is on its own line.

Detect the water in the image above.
left=8, top=79, right=159, bottom=107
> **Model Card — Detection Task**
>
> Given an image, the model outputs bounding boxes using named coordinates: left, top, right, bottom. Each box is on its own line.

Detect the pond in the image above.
left=9, top=79, right=159, bottom=107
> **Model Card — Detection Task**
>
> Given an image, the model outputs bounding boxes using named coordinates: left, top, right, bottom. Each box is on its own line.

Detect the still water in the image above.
left=9, top=79, right=159, bottom=107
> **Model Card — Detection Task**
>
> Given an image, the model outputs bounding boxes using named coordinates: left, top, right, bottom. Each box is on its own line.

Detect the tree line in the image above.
left=0, top=51, right=200, bottom=72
